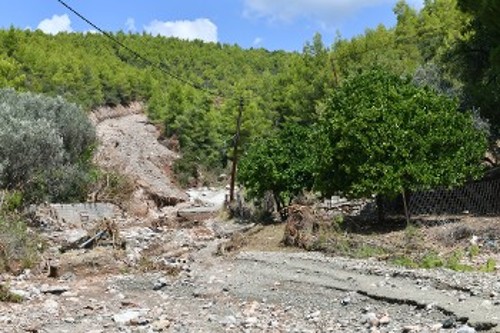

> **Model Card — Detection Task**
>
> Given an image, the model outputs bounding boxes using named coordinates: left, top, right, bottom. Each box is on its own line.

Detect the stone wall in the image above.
left=30, top=203, right=120, bottom=225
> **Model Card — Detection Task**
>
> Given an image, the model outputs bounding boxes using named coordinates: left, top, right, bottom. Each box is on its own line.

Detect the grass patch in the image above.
left=403, top=223, right=424, bottom=251
left=392, top=256, right=419, bottom=268
left=468, top=244, right=480, bottom=259
left=0, top=214, right=41, bottom=274
left=480, top=258, right=497, bottom=273
left=0, top=284, right=23, bottom=303
left=353, top=245, right=387, bottom=259
left=392, top=250, right=485, bottom=272
left=420, top=251, right=444, bottom=269
left=445, top=250, right=474, bottom=272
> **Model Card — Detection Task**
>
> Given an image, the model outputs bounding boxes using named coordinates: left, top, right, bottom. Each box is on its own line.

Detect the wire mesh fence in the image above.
left=383, top=177, right=500, bottom=217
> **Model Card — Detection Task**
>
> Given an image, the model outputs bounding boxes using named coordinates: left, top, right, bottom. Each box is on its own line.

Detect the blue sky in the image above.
left=0, top=0, right=423, bottom=51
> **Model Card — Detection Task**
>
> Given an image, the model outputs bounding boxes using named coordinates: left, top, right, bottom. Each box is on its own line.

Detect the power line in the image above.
left=56, top=0, right=219, bottom=97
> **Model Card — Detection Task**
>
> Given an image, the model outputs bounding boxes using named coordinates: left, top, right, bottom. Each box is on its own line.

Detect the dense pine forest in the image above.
left=1, top=0, right=499, bottom=208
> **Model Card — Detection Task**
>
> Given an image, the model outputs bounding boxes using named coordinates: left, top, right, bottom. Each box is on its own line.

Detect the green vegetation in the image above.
left=0, top=89, right=96, bottom=205
left=454, top=0, right=500, bottom=126
left=444, top=250, right=474, bottom=272
left=87, top=170, right=135, bottom=208
left=392, top=256, right=420, bottom=269
left=392, top=249, right=497, bottom=272
left=420, top=252, right=444, bottom=269
left=239, top=123, right=315, bottom=214
left=0, top=0, right=496, bottom=213
left=0, top=213, right=41, bottom=274
left=0, top=284, right=23, bottom=303
left=354, top=245, right=388, bottom=259
left=315, top=69, right=487, bottom=202
left=469, top=244, right=481, bottom=258
left=480, top=258, right=497, bottom=273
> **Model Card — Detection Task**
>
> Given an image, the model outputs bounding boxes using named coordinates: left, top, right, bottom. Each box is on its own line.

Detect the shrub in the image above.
left=0, top=89, right=96, bottom=204
left=0, top=214, right=41, bottom=274
left=87, top=170, right=135, bottom=207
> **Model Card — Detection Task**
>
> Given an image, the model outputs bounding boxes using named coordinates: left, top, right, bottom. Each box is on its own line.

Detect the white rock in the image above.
left=43, top=299, right=60, bottom=315
left=152, top=319, right=171, bottom=331
left=41, top=285, right=70, bottom=295
left=403, top=325, right=421, bottom=333
left=456, top=325, right=476, bottom=333
left=220, top=315, right=237, bottom=326
left=9, top=289, right=28, bottom=299
left=379, top=315, right=391, bottom=325
left=243, top=316, right=258, bottom=328
left=430, top=323, right=443, bottom=331
left=113, top=309, right=148, bottom=325
left=307, top=310, right=321, bottom=319
left=362, top=312, right=378, bottom=326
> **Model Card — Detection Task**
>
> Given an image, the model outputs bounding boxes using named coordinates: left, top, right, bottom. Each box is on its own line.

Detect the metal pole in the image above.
left=229, top=97, right=243, bottom=202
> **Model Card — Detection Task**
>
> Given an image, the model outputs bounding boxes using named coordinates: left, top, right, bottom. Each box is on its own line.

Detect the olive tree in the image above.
left=315, top=69, right=488, bottom=222
left=0, top=89, right=96, bottom=203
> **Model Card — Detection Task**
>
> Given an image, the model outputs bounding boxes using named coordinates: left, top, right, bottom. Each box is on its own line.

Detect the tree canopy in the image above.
left=0, top=0, right=497, bottom=209
left=316, top=69, right=487, bottom=198
left=238, top=123, right=315, bottom=212
left=453, top=0, right=500, bottom=127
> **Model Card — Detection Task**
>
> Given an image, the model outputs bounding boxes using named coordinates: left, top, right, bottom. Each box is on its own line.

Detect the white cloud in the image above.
left=37, top=14, right=72, bottom=34
left=253, top=37, right=263, bottom=46
left=244, top=0, right=424, bottom=24
left=125, top=18, right=136, bottom=32
left=144, top=18, right=217, bottom=42
left=406, top=0, right=424, bottom=10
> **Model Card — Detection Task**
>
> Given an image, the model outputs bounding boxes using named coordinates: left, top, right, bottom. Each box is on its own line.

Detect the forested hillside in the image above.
left=0, top=0, right=498, bottom=206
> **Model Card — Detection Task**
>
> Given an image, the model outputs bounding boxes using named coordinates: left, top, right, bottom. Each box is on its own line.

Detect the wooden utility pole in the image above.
left=229, top=97, right=243, bottom=202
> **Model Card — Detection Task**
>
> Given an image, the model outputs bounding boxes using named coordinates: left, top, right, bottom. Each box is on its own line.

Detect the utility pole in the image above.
left=229, top=97, right=243, bottom=202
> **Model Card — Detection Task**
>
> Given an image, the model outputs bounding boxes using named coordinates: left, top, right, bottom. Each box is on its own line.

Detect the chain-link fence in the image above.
left=383, top=175, right=500, bottom=216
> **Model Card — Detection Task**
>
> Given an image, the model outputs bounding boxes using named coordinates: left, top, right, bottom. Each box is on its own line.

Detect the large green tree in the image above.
left=315, top=70, right=487, bottom=219
left=454, top=0, right=500, bottom=127
left=238, top=123, right=315, bottom=216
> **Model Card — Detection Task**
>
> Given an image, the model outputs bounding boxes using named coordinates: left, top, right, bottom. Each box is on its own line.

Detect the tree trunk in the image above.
left=274, top=193, right=288, bottom=221
left=376, top=194, right=385, bottom=223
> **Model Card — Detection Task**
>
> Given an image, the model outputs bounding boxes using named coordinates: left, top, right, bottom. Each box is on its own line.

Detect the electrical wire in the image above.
left=56, top=0, right=220, bottom=97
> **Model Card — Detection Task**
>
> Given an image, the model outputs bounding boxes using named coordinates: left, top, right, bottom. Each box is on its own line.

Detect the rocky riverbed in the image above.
left=1, top=211, right=499, bottom=333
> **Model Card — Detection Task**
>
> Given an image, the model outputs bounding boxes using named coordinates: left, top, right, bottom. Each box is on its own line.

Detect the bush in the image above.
left=0, top=190, right=23, bottom=213
left=0, top=89, right=96, bottom=204
left=87, top=170, right=135, bottom=207
left=0, top=214, right=41, bottom=274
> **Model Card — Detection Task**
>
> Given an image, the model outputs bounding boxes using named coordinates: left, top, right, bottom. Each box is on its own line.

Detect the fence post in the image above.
left=402, top=189, right=411, bottom=226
